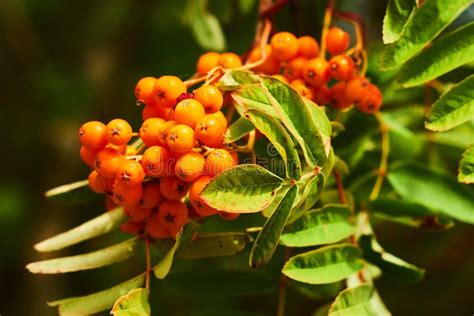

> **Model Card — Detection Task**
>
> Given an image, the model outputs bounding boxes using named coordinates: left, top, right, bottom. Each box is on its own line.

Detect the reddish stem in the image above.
left=334, top=171, right=348, bottom=205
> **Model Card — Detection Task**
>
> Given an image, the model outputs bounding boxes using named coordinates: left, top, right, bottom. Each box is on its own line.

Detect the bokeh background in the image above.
left=1, top=0, right=473, bottom=315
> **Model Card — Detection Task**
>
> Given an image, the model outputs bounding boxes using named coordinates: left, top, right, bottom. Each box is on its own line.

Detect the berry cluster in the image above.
left=79, top=78, right=239, bottom=240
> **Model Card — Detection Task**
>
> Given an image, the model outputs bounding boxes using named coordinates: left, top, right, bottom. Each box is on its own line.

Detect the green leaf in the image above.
left=250, top=185, right=298, bottom=267
left=398, top=22, right=474, bottom=87
left=368, top=198, right=454, bottom=230
left=379, top=0, right=472, bottom=70
left=289, top=280, right=343, bottom=301
left=224, top=117, right=255, bottom=143
left=201, top=164, right=284, bottom=213
left=238, top=0, right=255, bottom=14
left=177, top=232, right=248, bottom=258
left=261, top=76, right=328, bottom=167
left=232, top=85, right=279, bottom=117
left=45, top=179, right=88, bottom=197
left=359, top=234, right=425, bottom=283
left=425, top=74, right=474, bottom=131
left=34, top=207, right=126, bottom=252
left=281, top=204, right=355, bottom=247
left=27, top=238, right=139, bottom=274
left=262, top=185, right=292, bottom=218
left=245, top=109, right=302, bottom=179
left=154, top=222, right=197, bottom=279
left=387, top=162, right=474, bottom=223
left=48, top=273, right=145, bottom=315
left=328, top=284, right=379, bottom=316
left=190, top=0, right=226, bottom=51
left=382, top=0, right=416, bottom=44
left=45, top=179, right=98, bottom=205
left=111, top=288, right=150, bottom=316
left=217, top=69, right=260, bottom=91
left=459, top=145, right=474, bottom=184
left=290, top=174, right=325, bottom=221
left=304, top=98, right=332, bottom=138
left=282, top=244, right=364, bottom=284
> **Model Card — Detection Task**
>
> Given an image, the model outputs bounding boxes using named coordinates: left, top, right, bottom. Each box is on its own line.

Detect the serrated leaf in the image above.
left=111, top=288, right=150, bottom=316
left=232, top=85, right=279, bottom=117
left=154, top=221, right=197, bottom=279
left=48, top=273, right=145, bottom=315
left=398, top=22, right=474, bottom=87
left=34, top=207, right=126, bottom=252
left=27, top=238, right=139, bottom=274
left=280, top=204, right=355, bottom=247
left=382, top=0, right=416, bottom=44
left=190, top=0, right=226, bottom=51
left=425, top=74, right=474, bottom=131
left=387, top=162, right=474, bottom=223
left=304, top=98, right=332, bottom=138
left=224, top=117, right=255, bottom=143
left=379, top=0, right=472, bottom=70
left=177, top=232, right=248, bottom=258
left=217, top=69, right=260, bottom=91
left=328, top=284, right=379, bottom=316
left=359, top=234, right=425, bottom=283
left=45, top=179, right=98, bottom=205
left=245, top=109, right=302, bottom=179
left=262, top=185, right=292, bottom=218
left=282, top=244, right=364, bottom=284
left=459, top=145, right=474, bottom=183
left=289, top=174, right=325, bottom=223
left=250, top=185, right=298, bottom=268
left=368, top=198, right=454, bottom=230
left=201, top=164, right=284, bottom=213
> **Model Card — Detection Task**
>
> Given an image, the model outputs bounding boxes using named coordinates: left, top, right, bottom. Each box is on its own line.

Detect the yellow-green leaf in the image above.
left=178, top=232, right=248, bottom=258
left=459, top=145, right=474, bottom=184
left=111, top=288, right=150, bottom=316
left=224, top=117, right=255, bottom=143
left=328, top=285, right=380, bottom=316
left=382, top=0, right=416, bottom=44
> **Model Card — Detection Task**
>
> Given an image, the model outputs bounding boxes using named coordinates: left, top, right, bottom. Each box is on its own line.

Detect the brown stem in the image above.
left=319, top=0, right=335, bottom=57
left=368, top=112, right=390, bottom=201
left=145, top=236, right=151, bottom=290
left=334, top=171, right=348, bottom=205
left=259, top=0, right=289, bottom=19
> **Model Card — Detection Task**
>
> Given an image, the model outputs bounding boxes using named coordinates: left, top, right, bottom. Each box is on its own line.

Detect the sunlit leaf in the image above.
left=189, top=0, right=226, bottom=51
left=224, top=117, right=255, bottom=143
left=111, top=288, right=150, bottom=315
left=382, top=0, right=416, bottom=44
left=459, top=145, right=474, bottom=184
left=328, top=284, right=379, bottom=316
left=178, top=232, right=248, bottom=258
left=45, top=179, right=98, bottom=205
left=217, top=69, right=260, bottom=91
left=289, top=174, right=325, bottom=222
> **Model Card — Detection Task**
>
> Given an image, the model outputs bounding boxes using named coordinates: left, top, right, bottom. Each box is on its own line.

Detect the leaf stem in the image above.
left=319, top=0, right=335, bottom=57
left=145, top=236, right=151, bottom=290
left=276, top=247, right=292, bottom=316
left=334, top=170, right=348, bottom=205
left=368, top=112, right=390, bottom=201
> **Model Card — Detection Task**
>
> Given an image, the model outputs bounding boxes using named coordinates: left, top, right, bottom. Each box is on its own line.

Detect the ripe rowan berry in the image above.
left=205, top=149, right=236, bottom=176
left=248, top=45, right=280, bottom=74
left=313, top=84, right=331, bottom=106
left=142, top=105, right=171, bottom=121
left=197, top=52, right=220, bottom=74
left=193, top=85, right=223, bottom=113
left=175, top=152, right=206, bottom=182
left=283, top=57, right=307, bottom=82
left=167, top=124, right=196, bottom=154
left=302, top=58, right=331, bottom=87
left=135, top=77, right=156, bottom=107
left=95, top=148, right=125, bottom=179
left=291, top=79, right=314, bottom=100
left=195, top=114, right=226, bottom=147
left=157, top=200, right=189, bottom=230
left=344, top=76, right=370, bottom=105
left=124, top=204, right=152, bottom=222
left=297, top=36, right=320, bottom=59
left=159, top=176, right=189, bottom=200
left=326, top=27, right=351, bottom=55
left=357, top=84, right=383, bottom=114
left=140, top=181, right=162, bottom=208
left=116, top=159, right=145, bottom=187
left=79, top=121, right=108, bottom=151
left=152, top=76, right=186, bottom=108
left=106, top=119, right=133, bottom=146
left=189, top=176, right=218, bottom=216
left=210, top=111, right=228, bottom=129
left=157, top=120, right=177, bottom=147
left=80, top=146, right=97, bottom=167
left=174, top=99, right=206, bottom=128
left=330, top=82, right=352, bottom=110
left=141, top=146, right=173, bottom=178
left=139, top=118, right=165, bottom=146
left=270, top=32, right=299, bottom=62
left=88, top=170, right=106, bottom=193
left=329, top=55, right=355, bottom=81
left=113, top=181, right=143, bottom=206
left=121, top=221, right=145, bottom=235
left=148, top=214, right=170, bottom=239
left=218, top=52, right=242, bottom=69
left=218, top=211, right=240, bottom=221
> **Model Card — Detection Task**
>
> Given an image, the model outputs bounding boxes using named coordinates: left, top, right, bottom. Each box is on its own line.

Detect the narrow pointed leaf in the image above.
left=45, top=179, right=88, bottom=197
left=262, top=185, right=292, bottom=218
left=190, top=0, right=226, bottom=51
left=290, top=174, right=325, bottom=222
left=111, top=288, right=150, bottom=315
left=27, top=238, right=139, bottom=274
left=459, top=145, right=474, bottom=184
left=45, top=179, right=98, bottom=204
left=399, top=22, right=474, bottom=87
left=382, top=0, right=416, bottom=44
left=34, top=207, right=126, bottom=252
left=48, top=273, right=145, bottom=315
left=328, top=284, right=379, bottom=316
left=217, top=69, right=259, bottom=91
left=250, top=185, right=298, bottom=268
left=177, top=232, right=248, bottom=258
left=201, top=164, right=284, bottom=213
left=282, top=244, right=364, bottom=284
left=304, top=98, right=332, bottom=138
left=224, top=117, right=255, bottom=143
left=232, top=85, right=279, bottom=117
left=388, top=162, right=474, bottom=223
left=281, top=204, right=355, bottom=247
left=379, top=0, right=472, bottom=70
left=425, top=74, right=474, bottom=131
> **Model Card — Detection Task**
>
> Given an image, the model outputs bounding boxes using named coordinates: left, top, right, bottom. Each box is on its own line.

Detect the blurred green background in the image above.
left=0, top=0, right=473, bottom=315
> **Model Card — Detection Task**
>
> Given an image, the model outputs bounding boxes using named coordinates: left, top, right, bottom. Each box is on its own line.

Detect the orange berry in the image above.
left=329, top=55, right=355, bottom=81
left=357, top=84, right=383, bottom=114
left=175, top=152, right=206, bottom=182
left=205, top=149, right=236, bottom=176
left=148, top=214, right=170, bottom=239
left=140, top=181, right=162, bottom=208
left=230, top=151, right=239, bottom=165
left=174, top=99, right=206, bottom=128
left=194, top=85, right=223, bottom=113
left=291, top=79, right=314, bottom=100
left=116, top=159, right=145, bottom=187
left=218, top=211, right=240, bottom=221
left=330, top=82, right=352, bottom=110
left=189, top=176, right=218, bottom=216
left=210, top=111, right=228, bottom=129
left=141, top=146, right=173, bottom=178
left=79, top=121, right=108, bottom=151
left=197, top=52, right=220, bottom=74
left=167, top=124, right=196, bottom=154
left=139, top=118, right=165, bottom=147
left=271, top=32, right=299, bottom=62
left=124, top=204, right=152, bottom=222
left=218, top=52, right=242, bottom=68
left=106, top=143, right=127, bottom=154
left=152, top=75, right=186, bottom=108
left=313, top=85, right=331, bottom=106
left=344, top=76, right=370, bottom=105
left=94, top=148, right=125, bottom=179
left=302, top=58, right=331, bottom=87
left=142, top=105, right=171, bottom=121
left=135, top=77, right=156, bottom=107
left=326, top=27, right=351, bottom=55
left=113, top=181, right=143, bottom=206
left=157, top=200, right=188, bottom=230
left=297, top=36, right=319, bottom=59
left=80, top=146, right=97, bottom=167
left=158, top=120, right=177, bottom=147
left=248, top=45, right=280, bottom=74
left=106, top=119, right=133, bottom=146
left=159, top=176, right=189, bottom=200
left=88, top=170, right=105, bottom=193
left=195, top=114, right=226, bottom=147
left=121, top=221, right=145, bottom=235
left=283, top=57, right=307, bottom=81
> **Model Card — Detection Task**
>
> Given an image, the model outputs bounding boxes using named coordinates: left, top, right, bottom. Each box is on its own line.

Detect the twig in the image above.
left=334, top=170, right=348, bottom=205
left=145, top=236, right=151, bottom=290
left=368, top=112, right=389, bottom=201
left=319, top=0, right=335, bottom=57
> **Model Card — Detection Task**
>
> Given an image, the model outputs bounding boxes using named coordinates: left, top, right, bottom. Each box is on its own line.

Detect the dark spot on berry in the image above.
left=164, top=213, right=175, bottom=223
